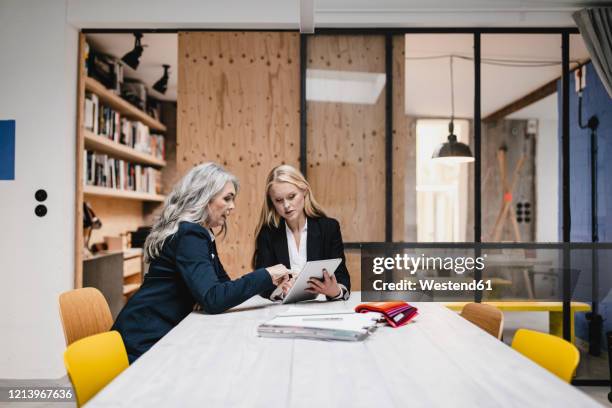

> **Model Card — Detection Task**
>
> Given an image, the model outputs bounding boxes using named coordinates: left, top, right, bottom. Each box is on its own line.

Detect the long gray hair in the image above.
left=144, top=162, right=239, bottom=263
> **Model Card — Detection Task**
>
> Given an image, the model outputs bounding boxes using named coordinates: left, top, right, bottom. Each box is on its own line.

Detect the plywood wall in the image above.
left=392, top=35, right=417, bottom=242
left=86, top=196, right=144, bottom=244
left=143, top=101, right=179, bottom=227
left=178, top=32, right=300, bottom=277
left=306, top=35, right=386, bottom=243
left=345, top=248, right=361, bottom=291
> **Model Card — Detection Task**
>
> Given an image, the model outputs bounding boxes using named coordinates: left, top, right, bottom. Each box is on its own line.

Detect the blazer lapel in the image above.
left=209, top=239, right=222, bottom=276
left=272, top=219, right=291, bottom=269
left=306, top=217, right=322, bottom=261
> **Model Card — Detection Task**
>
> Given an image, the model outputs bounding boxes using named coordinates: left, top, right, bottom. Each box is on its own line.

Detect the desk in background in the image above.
left=445, top=301, right=591, bottom=344
left=87, top=293, right=599, bottom=407
left=83, top=248, right=144, bottom=318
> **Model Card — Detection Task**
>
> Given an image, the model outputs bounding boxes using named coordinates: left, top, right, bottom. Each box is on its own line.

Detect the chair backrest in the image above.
left=59, top=287, right=113, bottom=345
left=511, top=328, right=580, bottom=383
left=64, top=330, right=129, bottom=407
left=460, top=303, right=504, bottom=339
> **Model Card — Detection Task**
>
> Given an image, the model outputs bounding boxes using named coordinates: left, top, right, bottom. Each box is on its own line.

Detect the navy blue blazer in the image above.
left=112, top=221, right=274, bottom=363
left=254, top=216, right=351, bottom=299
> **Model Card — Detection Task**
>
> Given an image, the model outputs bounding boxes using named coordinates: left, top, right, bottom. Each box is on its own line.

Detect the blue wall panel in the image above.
left=559, top=62, right=612, bottom=345
left=0, top=120, right=16, bottom=180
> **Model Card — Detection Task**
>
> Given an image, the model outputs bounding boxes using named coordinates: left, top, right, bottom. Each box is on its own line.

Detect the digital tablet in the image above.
left=282, top=258, right=342, bottom=304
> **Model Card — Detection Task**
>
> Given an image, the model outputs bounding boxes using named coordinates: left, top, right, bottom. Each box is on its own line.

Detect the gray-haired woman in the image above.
left=112, top=162, right=290, bottom=363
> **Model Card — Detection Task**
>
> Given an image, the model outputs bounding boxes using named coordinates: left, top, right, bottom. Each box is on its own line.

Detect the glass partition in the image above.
left=306, top=35, right=386, bottom=243
left=396, top=34, right=475, bottom=243
left=481, top=34, right=563, bottom=243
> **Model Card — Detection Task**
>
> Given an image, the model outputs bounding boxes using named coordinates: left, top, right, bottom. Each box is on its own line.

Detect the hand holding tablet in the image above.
left=306, top=269, right=341, bottom=298
left=282, top=258, right=342, bottom=304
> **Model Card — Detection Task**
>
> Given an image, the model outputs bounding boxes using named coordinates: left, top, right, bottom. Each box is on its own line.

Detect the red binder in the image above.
left=354, top=301, right=418, bottom=328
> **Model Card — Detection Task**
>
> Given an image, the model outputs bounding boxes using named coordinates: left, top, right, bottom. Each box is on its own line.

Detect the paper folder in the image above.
left=257, top=310, right=379, bottom=341
left=354, top=302, right=418, bottom=328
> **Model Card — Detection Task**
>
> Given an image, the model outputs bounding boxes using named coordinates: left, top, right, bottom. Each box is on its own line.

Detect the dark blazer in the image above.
left=112, top=221, right=274, bottom=363
left=254, top=216, right=351, bottom=299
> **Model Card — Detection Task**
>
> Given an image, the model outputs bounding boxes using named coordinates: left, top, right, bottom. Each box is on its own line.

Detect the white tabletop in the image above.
left=87, top=293, right=600, bottom=408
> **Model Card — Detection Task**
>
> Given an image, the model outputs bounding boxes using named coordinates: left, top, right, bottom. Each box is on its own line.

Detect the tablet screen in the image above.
left=282, top=258, right=342, bottom=304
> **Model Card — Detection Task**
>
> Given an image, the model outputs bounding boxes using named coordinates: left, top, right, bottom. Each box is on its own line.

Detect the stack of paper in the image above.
left=258, top=308, right=381, bottom=341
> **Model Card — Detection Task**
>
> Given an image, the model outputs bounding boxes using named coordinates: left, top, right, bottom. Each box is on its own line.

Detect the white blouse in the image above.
left=286, top=219, right=308, bottom=274
left=271, top=219, right=346, bottom=301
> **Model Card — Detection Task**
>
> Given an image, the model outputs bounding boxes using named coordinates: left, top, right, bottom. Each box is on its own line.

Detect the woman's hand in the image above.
left=305, top=269, right=341, bottom=298
left=279, top=275, right=296, bottom=295
left=266, top=264, right=291, bottom=286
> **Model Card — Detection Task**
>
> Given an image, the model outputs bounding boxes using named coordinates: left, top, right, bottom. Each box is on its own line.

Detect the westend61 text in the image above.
left=372, top=279, right=493, bottom=291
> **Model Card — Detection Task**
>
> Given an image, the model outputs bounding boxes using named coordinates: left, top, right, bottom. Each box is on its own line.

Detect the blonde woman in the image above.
left=253, top=165, right=351, bottom=301
left=113, top=163, right=290, bottom=363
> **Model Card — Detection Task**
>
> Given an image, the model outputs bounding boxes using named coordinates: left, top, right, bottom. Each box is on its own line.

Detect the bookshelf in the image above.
left=84, top=130, right=167, bottom=167
left=85, top=76, right=167, bottom=132
left=75, top=34, right=169, bottom=298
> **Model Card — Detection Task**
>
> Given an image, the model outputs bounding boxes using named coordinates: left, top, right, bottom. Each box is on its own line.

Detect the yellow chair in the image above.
left=64, top=330, right=129, bottom=406
left=460, top=303, right=504, bottom=340
left=59, top=287, right=113, bottom=345
left=511, top=328, right=580, bottom=383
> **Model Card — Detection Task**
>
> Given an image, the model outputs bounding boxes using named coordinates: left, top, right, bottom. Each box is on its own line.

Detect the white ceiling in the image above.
left=314, top=0, right=608, bottom=27
left=69, top=0, right=608, bottom=29
left=86, top=33, right=177, bottom=101
left=507, top=93, right=558, bottom=120
left=317, top=0, right=605, bottom=10
left=404, top=33, right=590, bottom=119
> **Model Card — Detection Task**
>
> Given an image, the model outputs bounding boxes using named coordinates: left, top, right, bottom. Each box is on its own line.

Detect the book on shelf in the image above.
left=84, top=93, right=165, bottom=160
left=85, top=150, right=162, bottom=195
left=121, top=78, right=147, bottom=111
left=86, top=47, right=123, bottom=95
left=84, top=93, right=99, bottom=134
left=150, top=134, right=165, bottom=160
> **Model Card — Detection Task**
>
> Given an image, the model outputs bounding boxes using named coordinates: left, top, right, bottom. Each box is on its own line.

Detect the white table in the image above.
left=87, top=293, right=601, bottom=408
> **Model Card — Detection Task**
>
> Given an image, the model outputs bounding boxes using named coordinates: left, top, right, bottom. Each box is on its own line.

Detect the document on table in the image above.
left=258, top=307, right=381, bottom=341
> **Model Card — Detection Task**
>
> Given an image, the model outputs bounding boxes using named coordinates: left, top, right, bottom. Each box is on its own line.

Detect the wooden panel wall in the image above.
left=345, top=249, right=361, bottom=291
left=86, top=196, right=144, bottom=245
left=143, top=101, right=178, bottom=227
left=392, top=35, right=417, bottom=242
left=306, top=35, right=386, bottom=242
left=178, top=32, right=300, bottom=277
left=159, top=102, right=179, bottom=195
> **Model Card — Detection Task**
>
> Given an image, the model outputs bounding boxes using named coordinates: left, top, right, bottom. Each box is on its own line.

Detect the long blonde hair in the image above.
left=252, top=165, right=326, bottom=264
left=144, top=162, right=238, bottom=263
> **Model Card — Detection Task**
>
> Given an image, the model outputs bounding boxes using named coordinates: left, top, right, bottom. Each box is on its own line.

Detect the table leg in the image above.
left=523, top=268, right=535, bottom=299
left=549, top=311, right=575, bottom=344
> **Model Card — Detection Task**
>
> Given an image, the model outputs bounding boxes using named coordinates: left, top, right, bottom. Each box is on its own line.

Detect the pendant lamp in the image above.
left=432, top=56, right=474, bottom=164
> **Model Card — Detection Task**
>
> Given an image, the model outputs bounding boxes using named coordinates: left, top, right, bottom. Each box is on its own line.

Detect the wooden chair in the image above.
left=460, top=302, right=504, bottom=340
left=59, top=287, right=113, bottom=345
left=64, top=330, right=129, bottom=406
left=512, top=328, right=580, bottom=383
